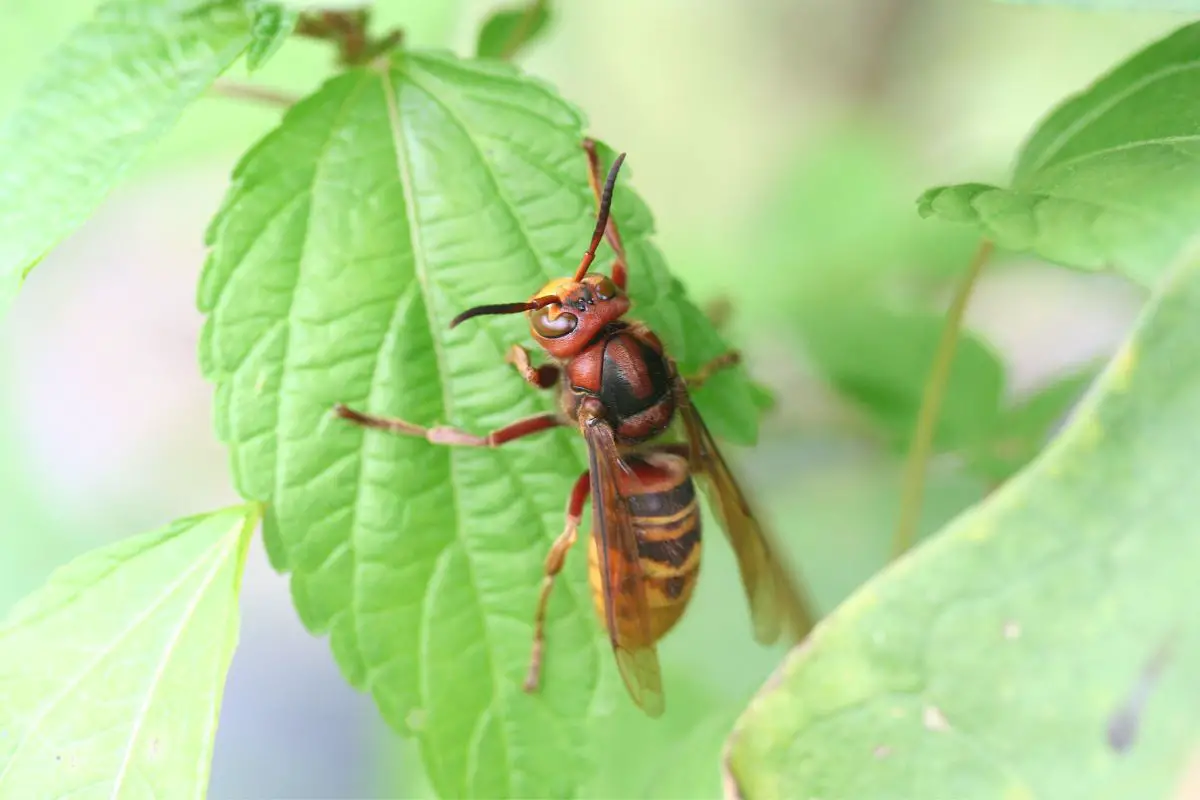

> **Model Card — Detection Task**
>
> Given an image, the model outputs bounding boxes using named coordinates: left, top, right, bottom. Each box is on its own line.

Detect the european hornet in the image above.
left=334, top=141, right=815, bottom=716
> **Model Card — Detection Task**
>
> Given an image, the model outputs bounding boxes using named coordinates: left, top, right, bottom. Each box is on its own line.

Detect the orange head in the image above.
left=449, top=152, right=630, bottom=359
left=522, top=273, right=630, bottom=358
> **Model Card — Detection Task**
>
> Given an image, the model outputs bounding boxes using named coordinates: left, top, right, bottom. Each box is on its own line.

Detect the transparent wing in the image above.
left=584, top=420, right=665, bottom=716
left=675, top=379, right=816, bottom=644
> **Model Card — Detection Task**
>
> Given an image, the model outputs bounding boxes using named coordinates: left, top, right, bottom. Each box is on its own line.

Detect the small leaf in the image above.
left=996, top=0, right=1200, bottom=8
left=745, top=128, right=979, bottom=321
left=798, top=303, right=1006, bottom=452
left=918, top=22, right=1200, bottom=287
left=476, top=2, right=551, bottom=60
left=199, top=53, right=757, bottom=797
left=726, top=247, right=1200, bottom=797
left=276, top=0, right=372, bottom=8
left=247, top=2, right=299, bottom=72
left=0, top=504, right=259, bottom=798
left=0, top=0, right=251, bottom=316
left=964, top=363, right=1098, bottom=483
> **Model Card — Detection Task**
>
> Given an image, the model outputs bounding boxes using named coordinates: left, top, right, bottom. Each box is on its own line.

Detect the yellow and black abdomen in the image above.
left=587, top=452, right=702, bottom=645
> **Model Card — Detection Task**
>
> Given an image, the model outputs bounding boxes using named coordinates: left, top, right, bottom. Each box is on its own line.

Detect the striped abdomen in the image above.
left=587, top=452, right=702, bottom=646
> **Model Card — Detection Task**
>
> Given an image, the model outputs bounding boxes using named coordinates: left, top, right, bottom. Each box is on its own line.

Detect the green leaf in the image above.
left=798, top=303, right=1006, bottom=452
left=918, top=22, right=1200, bottom=287
left=199, top=53, right=756, bottom=798
left=247, top=2, right=299, bottom=72
left=744, top=128, right=979, bottom=320
left=476, top=2, right=551, bottom=60
left=725, top=247, right=1200, bottom=797
left=964, top=363, right=1098, bottom=483
left=0, top=504, right=259, bottom=798
left=0, top=0, right=252, bottom=315
left=276, top=0, right=373, bottom=7
left=996, top=0, right=1200, bottom=8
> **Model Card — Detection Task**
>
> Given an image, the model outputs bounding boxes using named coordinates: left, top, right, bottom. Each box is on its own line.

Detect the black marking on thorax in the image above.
left=599, top=333, right=672, bottom=422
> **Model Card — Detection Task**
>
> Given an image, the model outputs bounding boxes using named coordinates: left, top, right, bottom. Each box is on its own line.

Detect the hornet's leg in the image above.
left=524, top=470, right=591, bottom=693
left=333, top=405, right=564, bottom=446
left=507, top=343, right=560, bottom=390
left=685, top=350, right=742, bottom=390
left=583, top=137, right=629, bottom=291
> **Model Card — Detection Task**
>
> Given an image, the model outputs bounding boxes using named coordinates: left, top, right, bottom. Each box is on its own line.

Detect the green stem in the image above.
left=891, top=238, right=994, bottom=559
left=209, top=80, right=297, bottom=108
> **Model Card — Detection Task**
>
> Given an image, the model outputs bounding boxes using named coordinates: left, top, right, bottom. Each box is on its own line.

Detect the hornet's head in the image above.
left=449, top=152, right=630, bottom=360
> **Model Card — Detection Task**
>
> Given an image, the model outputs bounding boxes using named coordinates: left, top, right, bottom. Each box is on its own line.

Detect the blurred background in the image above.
left=0, top=0, right=1184, bottom=796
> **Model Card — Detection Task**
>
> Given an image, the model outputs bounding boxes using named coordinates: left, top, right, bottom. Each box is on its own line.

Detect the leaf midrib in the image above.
left=1020, top=60, right=1200, bottom=178
left=107, top=526, right=242, bottom=800
left=380, top=64, right=516, bottom=798
left=0, top=520, right=239, bottom=793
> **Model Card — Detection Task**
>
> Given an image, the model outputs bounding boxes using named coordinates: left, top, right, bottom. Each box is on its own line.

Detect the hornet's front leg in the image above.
left=333, top=404, right=565, bottom=447
left=507, top=344, right=560, bottom=390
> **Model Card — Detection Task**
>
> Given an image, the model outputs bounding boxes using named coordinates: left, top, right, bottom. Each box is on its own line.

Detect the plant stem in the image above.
left=295, top=10, right=402, bottom=67
left=209, top=80, right=298, bottom=108
left=891, top=238, right=994, bottom=559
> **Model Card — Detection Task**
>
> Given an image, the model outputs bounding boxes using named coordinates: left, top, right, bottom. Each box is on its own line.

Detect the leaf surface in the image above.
left=0, top=505, right=259, bottom=799
left=996, top=0, right=1200, bottom=8
left=918, top=22, right=1200, bottom=286
left=0, top=0, right=251, bottom=314
left=199, top=53, right=756, bottom=798
left=798, top=304, right=1006, bottom=453
left=964, top=364, right=1097, bottom=483
left=247, top=2, right=298, bottom=71
left=726, top=246, right=1200, bottom=798
left=476, top=3, right=551, bottom=60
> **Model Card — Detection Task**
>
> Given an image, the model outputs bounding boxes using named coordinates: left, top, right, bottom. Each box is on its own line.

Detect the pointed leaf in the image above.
left=0, top=504, right=259, bottom=799
left=919, top=22, right=1200, bottom=287
left=726, top=248, right=1200, bottom=797
left=199, top=53, right=757, bottom=798
left=964, top=363, right=1098, bottom=483
left=798, top=303, right=1006, bottom=452
left=997, top=0, right=1200, bottom=7
left=247, top=2, right=299, bottom=72
left=476, top=3, right=551, bottom=60
left=0, top=0, right=252, bottom=315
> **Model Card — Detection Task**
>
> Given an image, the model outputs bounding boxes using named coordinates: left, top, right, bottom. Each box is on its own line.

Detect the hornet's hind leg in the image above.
left=524, top=470, right=591, bottom=693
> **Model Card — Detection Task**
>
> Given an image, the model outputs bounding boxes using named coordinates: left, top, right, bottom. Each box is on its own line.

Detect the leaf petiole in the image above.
left=891, top=238, right=993, bottom=559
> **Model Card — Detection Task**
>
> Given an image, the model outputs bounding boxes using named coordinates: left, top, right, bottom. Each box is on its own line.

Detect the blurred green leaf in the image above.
left=735, top=128, right=978, bottom=324
left=965, top=363, right=1098, bottom=483
left=0, top=0, right=252, bottom=316
left=726, top=246, right=1200, bottom=797
left=798, top=304, right=1005, bottom=453
left=276, top=0, right=372, bottom=7
left=199, top=53, right=758, bottom=798
left=476, top=2, right=551, bottom=60
left=0, top=504, right=259, bottom=798
left=247, top=2, right=299, bottom=71
left=640, top=706, right=741, bottom=799
left=997, top=0, right=1200, bottom=7
left=581, top=670, right=731, bottom=799
left=919, top=22, right=1200, bottom=288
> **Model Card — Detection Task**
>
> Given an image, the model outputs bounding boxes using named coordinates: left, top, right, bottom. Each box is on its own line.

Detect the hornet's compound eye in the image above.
left=591, top=275, right=618, bottom=300
left=531, top=305, right=578, bottom=338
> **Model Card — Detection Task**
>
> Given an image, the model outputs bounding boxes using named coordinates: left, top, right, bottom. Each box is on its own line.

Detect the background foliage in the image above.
left=0, top=0, right=1196, bottom=798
